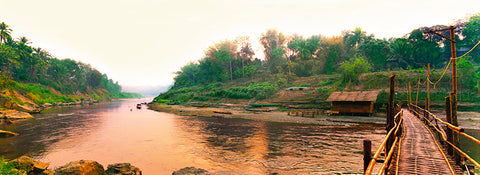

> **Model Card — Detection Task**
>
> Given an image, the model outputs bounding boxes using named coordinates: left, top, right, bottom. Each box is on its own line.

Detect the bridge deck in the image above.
left=392, top=109, right=462, bottom=174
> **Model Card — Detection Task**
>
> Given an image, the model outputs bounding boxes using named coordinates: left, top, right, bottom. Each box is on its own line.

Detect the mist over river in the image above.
left=0, top=99, right=388, bottom=174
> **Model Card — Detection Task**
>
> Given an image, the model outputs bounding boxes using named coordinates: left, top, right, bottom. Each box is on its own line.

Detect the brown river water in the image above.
left=1, top=99, right=393, bottom=174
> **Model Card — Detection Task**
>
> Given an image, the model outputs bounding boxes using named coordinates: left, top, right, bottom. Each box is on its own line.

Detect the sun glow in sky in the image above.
left=1, top=0, right=480, bottom=87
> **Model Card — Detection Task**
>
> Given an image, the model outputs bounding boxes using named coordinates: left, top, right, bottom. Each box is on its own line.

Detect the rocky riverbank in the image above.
left=0, top=99, right=103, bottom=138
left=2, top=155, right=215, bottom=175
left=0, top=110, right=34, bottom=137
left=2, top=156, right=142, bottom=175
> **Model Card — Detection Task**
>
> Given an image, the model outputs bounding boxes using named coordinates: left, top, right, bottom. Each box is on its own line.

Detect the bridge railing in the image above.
left=409, top=103, right=480, bottom=172
left=365, top=110, right=403, bottom=175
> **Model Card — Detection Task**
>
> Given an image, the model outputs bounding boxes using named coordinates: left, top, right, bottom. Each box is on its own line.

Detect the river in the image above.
left=1, top=99, right=389, bottom=174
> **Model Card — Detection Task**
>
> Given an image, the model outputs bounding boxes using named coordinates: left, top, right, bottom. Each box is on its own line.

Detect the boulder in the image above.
left=34, top=160, right=50, bottom=172
left=41, top=170, right=55, bottom=175
left=10, top=156, right=50, bottom=173
left=54, top=160, right=105, bottom=175
left=1, top=110, right=34, bottom=119
left=105, top=163, right=142, bottom=175
left=172, top=167, right=211, bottom=175
left=43, top=103, right=53, bottom=107
left=11, top=156, right=35, bottom=172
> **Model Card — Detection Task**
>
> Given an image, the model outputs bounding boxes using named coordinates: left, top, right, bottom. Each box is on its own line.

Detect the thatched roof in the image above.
left=326, top=91, right=380, bottom=102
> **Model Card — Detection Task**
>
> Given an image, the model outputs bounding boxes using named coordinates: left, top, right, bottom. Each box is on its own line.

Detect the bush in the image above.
left=340, top=56, right=372, bottom=84
left=225, top=86, right=251, bottom=99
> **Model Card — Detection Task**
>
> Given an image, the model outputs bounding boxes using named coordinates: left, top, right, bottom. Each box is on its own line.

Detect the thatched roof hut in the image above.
left=326, top=91, right=380, bottom=114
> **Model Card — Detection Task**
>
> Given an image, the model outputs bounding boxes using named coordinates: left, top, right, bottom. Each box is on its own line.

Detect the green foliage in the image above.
left=155, top=99, right=169, bottom=103
left=0, top=157, right=26, bottom=175
left=359, top=38, right=391, bottom=70
left=0, top=21, right=124, bottom=104
left=155, top=82, right=277, bottom=103
left=14, top=83, right=73, bottom=104
left=461, top=14, right=480, bottom=62
left=293, top=60, right=314, bottom=77
left=260, top=29, right=287, bottom=74
left=339, top=56, right=372, bottom=84
left=225, top=87, right=251, bottom=99
left=363, top=73, right=390, bottom=89
left=275, top=77, right=288, bottom=88
left=158, top=16, right=480, bottom=105
left=457, top=57, right=477, bottom=91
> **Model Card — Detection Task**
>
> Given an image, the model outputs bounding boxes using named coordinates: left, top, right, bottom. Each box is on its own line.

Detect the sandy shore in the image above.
left=147, top=104, right=386, bottom=126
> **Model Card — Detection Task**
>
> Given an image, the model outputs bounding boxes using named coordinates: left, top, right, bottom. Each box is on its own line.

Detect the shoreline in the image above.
left=147, top=103, right=386, bottom=126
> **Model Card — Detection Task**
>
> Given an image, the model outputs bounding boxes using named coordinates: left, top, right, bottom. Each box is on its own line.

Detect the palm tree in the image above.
left=0, top=22, right=12, bottom=44
left=17, top=36, right=31, bottom=45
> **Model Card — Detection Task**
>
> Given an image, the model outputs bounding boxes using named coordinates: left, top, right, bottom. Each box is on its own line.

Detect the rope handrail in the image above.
left=409, top=104, right=480, bottom=170
left=428, top=59, right=452, bottom=89
left=365, top=111, right=402, bottom=174
left=378, top=115, right=403, bottom=175
left=410, top=104, right=463, bottom=132
left=410, top=104, right=480, bottom=145
left=456, top=40, right=480, bottom=60
left=427, top=40, right=480, bottom=88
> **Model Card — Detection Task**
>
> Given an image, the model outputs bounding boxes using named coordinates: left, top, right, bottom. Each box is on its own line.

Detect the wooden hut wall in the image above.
left=331, top=101, right=374, bottom=113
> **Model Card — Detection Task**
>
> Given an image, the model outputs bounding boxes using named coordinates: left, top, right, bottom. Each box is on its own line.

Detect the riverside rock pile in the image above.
left=6, top=156, right=143, bottom=175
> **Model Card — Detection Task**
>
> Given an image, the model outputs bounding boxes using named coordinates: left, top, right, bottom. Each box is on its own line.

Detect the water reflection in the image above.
left=0, top=99, right=386, bottom=174
left=0, top=103, right=107, bottom=159
left=460, top=129, right=480, bottom=162
left=175, top=116, right=386, bottom=174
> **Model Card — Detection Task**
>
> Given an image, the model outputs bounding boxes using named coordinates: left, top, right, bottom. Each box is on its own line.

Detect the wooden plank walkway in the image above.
left=393, top=109, right=461, bottom=174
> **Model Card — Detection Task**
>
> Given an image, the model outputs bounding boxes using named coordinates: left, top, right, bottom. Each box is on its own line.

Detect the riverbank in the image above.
left=0, top=155, right=142, bottom=175
left=147, top=103, right=386, bottom=125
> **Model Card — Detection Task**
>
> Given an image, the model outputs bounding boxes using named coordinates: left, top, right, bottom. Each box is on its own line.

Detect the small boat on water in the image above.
left=244, top=108, right=271, bottom=112
left=136, top=104, right=142, bottom=109
left=212, top=110, right=232, bottom=114
left=248, top=103, right=281, bottom=107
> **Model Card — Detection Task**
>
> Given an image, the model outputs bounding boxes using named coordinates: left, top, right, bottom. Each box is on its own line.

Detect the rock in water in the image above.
left=172, top=167, right=211, bottom=175
left=105, top=163, right=142, bottom=175
left=41, top=170, right=55, bottom=175
left=55, top=160, right=105, bottom=175
left=11, top=156, right=35, bottom=172
left=0, top=129, right=19, bottom=138
left=10, top=155, right=51, bottom=174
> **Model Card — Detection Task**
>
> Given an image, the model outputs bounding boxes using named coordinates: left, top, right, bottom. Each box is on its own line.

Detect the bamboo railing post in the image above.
left=409, top=82, right=412, bottom=107
left=450, top=93, right=460, bottom=164
left=385, top=75, right=395, bottom=172
left=427, top=64, right=430, bottom=110
left=363, top=139, right=372, bottom=173
left=445, top=95, right=453, bottom=155
left=424, top=98, right=428, bottom=123
left=387, top=75, right=395, bottom=131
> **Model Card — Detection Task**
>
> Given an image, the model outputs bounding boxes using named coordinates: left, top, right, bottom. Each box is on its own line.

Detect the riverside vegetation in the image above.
left=0, top=21, right=141, bottom=114
left=154, top=14, right=480, bottom=110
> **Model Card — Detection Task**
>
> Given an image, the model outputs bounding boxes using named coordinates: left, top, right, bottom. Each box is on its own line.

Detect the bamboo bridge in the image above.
left=363, top=75, right=480, bottom=175
left=363, top=26, right=480, bottom=175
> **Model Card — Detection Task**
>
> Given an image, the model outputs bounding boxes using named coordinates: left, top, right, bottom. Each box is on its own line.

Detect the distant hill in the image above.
left=122, top=85, right=170, bottom=98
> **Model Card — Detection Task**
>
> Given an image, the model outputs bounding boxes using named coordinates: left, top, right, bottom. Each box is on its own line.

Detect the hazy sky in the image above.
left=1, top=0, right=479, bottom=87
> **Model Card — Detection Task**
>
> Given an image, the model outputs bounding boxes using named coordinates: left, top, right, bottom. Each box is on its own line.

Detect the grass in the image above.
left=15, top=83, right=74, bottom=104
left=0, top=157, right=26, bottom=175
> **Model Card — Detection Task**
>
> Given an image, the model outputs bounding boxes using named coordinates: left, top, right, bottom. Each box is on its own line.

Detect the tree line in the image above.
left=171, top=14, right=480, bottom=91
left=0, top=21, right=122, bottom=96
